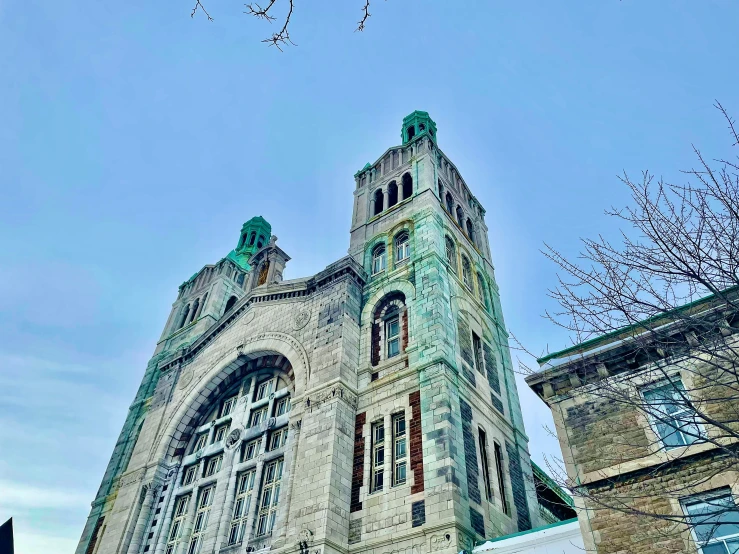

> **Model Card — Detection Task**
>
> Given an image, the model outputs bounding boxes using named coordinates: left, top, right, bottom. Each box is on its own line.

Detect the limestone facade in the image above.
left=77, top=112, right=544, bottom=554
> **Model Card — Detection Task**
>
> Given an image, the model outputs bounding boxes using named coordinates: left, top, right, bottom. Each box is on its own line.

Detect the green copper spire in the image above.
left=401, top=110, right=437, bottom=145
left=229, top=216, right=272, bottom=269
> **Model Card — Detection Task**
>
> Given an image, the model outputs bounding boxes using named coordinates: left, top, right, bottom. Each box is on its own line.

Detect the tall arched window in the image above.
left=462, top=256, right=473, bottom=290
left=257, top=236, right=265, bottom=249
left=438, top=179, right=444, bottom=200
left=373, top=188, right=384, bottom=216
left=387, top=181, right=398, bottom=208
left=395, top=231, right=410, bottom=265
left=249, top=232, right=256, bottom=246
left=401, top=172, right=412, bottom=200
left=407, top=125, right=416, bottom=140
left=446, top=192, right=454, bottom=213
left=224, top=295, right=238, bottom=313
left=466, top=219, right=476, bottom=245
left=372, top=244, right=387, bottom=275
left=179, top=304, right=191, bottom=329
left=190, top=298, right=200, bottom=323
left=163, top=359, right=294, bottom=553
left=371, top=292, right=407, bottom=366
left=445, top=236, right=457, bottom=272
left=477, top=271, right=490, bottom=310
left=456, top=206, right=465, bottom=228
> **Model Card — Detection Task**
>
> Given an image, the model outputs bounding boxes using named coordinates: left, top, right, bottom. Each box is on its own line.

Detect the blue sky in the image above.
left=1, top=0, right=738, bottom=551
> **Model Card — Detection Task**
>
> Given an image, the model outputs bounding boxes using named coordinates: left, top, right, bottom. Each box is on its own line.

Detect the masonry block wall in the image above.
left=77, top=113, right=543, bottom=554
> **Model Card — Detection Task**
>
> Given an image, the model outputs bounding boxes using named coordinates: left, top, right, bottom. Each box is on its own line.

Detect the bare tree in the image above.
left=532, top=102, right=739, bottom=550
left=191, top=0, right=375, bottom=50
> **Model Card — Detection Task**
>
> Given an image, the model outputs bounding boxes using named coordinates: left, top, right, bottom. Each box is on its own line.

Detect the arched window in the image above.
left=371, top=292, right=407, bottom=366
left=445, top=236, right=457, bottom=272
left=165, top=360, right=294, bottom=552
left=477, top=271, right=490, bottom=309
left=456, top=206, right=464, bottom=228
left=407, top=125, right=416, bottom=140
left=373, top=188, right=384, bottom=216
left=224, top=295, right=238, bottom=313
left=257, top=236, right=265, bottom=249
left=190, top=298, right=200, bottom=323
left=446, top=192, right=454, bottom=214
left=387, top=181, right=398, bottom=208
left=372, top=244, right=387, bottom=275
left=249, top=232, right=256, bottom=246
left=438, top=179, right=443, bottom=200
left=237, top=272, right=245, bottom=286
left=179, top=304, right=191, bottom=329
left=466, top=219, right=475, bottom=245
left=395, top=231, right=410, bottom=265
left=462, top=256, right=473, bottom=290
left=401, top=172, right=412, bottom=200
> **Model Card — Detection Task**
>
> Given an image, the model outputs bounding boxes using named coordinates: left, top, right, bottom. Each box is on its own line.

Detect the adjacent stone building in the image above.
left=527, top=294, right=739, bottom=554
left=77, top=112, right=556, bottom=554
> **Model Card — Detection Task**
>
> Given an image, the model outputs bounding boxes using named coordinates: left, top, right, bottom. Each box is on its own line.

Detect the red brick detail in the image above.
left=402, top=309, right=409, bottom=350
left=350, top=412, right=366, bottom=512
left=371, top=323, right=381, bottom=366
left=409, top=391, right=425, bottom=494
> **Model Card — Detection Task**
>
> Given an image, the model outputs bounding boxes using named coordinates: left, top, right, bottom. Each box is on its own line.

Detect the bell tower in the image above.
left=231, top=216, right=272, bottom=269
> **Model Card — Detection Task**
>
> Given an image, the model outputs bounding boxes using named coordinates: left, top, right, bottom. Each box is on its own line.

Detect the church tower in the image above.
left=77, top=112, right=545, bottom=554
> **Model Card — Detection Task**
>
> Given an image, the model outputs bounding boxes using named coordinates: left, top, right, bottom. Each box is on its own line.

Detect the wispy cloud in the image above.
left=0, top=480, right=88, bottom=510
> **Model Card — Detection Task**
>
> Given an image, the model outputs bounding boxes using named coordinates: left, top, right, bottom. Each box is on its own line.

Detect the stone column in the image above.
left=129, top=483, right=159, bottom=554
left=273, top=419, right=301, bottom=544
left=152, top=470, right=179, bottom=554
left=209, top=446, right=240, bottom=552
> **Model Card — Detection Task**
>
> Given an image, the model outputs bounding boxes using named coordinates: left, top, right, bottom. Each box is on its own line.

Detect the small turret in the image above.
left=230, top=216, right=272, bottom=269
left=401, top=110, right=437, bottom=145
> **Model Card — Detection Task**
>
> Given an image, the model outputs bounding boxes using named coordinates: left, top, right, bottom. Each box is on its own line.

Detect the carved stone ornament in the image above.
left=225, top=428, right=242, bottom=450
left=242, top=311, right=255, bottom=327
left=293, top=310, right=311, bottom=330
left=267, top=417, right=276, bottom=429
left=429, top=534, right=452, bottom=552
left=178, top=367, right=193, bottom=390
left=299, top=529, right=314, bottom=545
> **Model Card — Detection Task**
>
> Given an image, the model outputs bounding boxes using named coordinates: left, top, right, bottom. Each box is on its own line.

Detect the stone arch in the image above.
left=360, top=279, right=416, bottom=325
left=151, top=333, right=310, bottom=463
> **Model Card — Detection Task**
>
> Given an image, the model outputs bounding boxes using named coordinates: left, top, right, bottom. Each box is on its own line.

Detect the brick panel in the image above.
left=483, top=342, right=500, bottom=393
left=470, top=507, right=485, bottom=537
left=460, top=399, right=481, bottom=504
left=411, top=500, right=426, bottom=527
left=506, top=441, right=532, bottom=532
left=409, top=391, right=425, bottom=494
left=350, top=412, right=366, bottom=512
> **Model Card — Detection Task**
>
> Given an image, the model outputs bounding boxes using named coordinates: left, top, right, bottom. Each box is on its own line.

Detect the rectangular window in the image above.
left=642, top=378, right=703, bottom=448
left=494, top=442, right=509, bottom=515
left=392, top=413, right=407, bottom=486
left=274, top=396, right=291, bottom=417
left=228, top=470, right=256, bottom=545
left=242, top=438, right=261, bottom=462
left=193, top=433, right=207, bottom=453
left=386, top=316, right=400, bottom=358
left=370, top=421, right=385, bottom=493
left=478, top=428, right=493, bottom=502
left=203, top=454, right=223, bottom=478
left=268, top=428, right=288, bottom=451
left=256, top=459, right=283, bottom=536
left=472, top=332, right=484, bottom=375
left=182, top=465, right=197, bottom=486
left=213, top=424, right=229, bottom=444
left=683, top=490, right=739, bottom=553
left=255, top=379, right=275, bottom=402
left=219, top=395, right=237, bottom=418
left=249, top=407, right=268, bottom=428
left=165, top=495, right=189, bottom=554
left=187, top=486, right=213, bottom=554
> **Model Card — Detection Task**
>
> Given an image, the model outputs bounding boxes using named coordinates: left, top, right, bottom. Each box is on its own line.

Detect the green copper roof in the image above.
left=401, top=110, right=437, bottom=145
left=531, top=461, right=574, bottom=507
left=232, top=216, right=272, bottom=269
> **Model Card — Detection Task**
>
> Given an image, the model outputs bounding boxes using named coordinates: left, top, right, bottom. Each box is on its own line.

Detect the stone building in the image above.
left=527, top=294, right=739, bottom=554
left=77, top=112, right=556, bottom=554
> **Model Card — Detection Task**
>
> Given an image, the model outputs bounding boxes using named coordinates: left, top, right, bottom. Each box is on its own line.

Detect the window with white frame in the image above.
left=445, top=236, right=457, bottom=272
left=268, top=427, right=288, bottom=451
left=642, top=378, right=703, bottom=448
left=478, top=428, right=493, bottom=502
left=395, top=232, right=410, bottom=264
left=472, top=332, right=484, bottom=375
left=370, top=421, right=385, bottom=493
left=213, top=423, right=229, bottom=444
left=462, top=255, right=473, bottom=290
left=203, top=454, right=223, bottom=478
left=219, top=395, right=237, bottom=418
left=193, top=433, right=207, bottom=453
left=187, top=485, right=214, bottom=554
left=165, top=495, right=189, bottom=554
left=392, top=413, right=407, bottom=486
left=683, top=489, right=739, bottom=553
left=182, top=465, right=197, bottom=486
left=255, top=378, right=275, bottom=401
left=494, top=441, right=510, bottom=515
left=372, top=244, right=387, bottom=275
left=385, top=313, right=401, bottom=359
left=256, top=459, right=283, bottom=536
left=249, top=407, right=268, bottom=428
left=274, top=396, right=291, bottom=417
left=228, top=470, right=256, bottom=545
left=242, top=438, right=261, bottom=462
